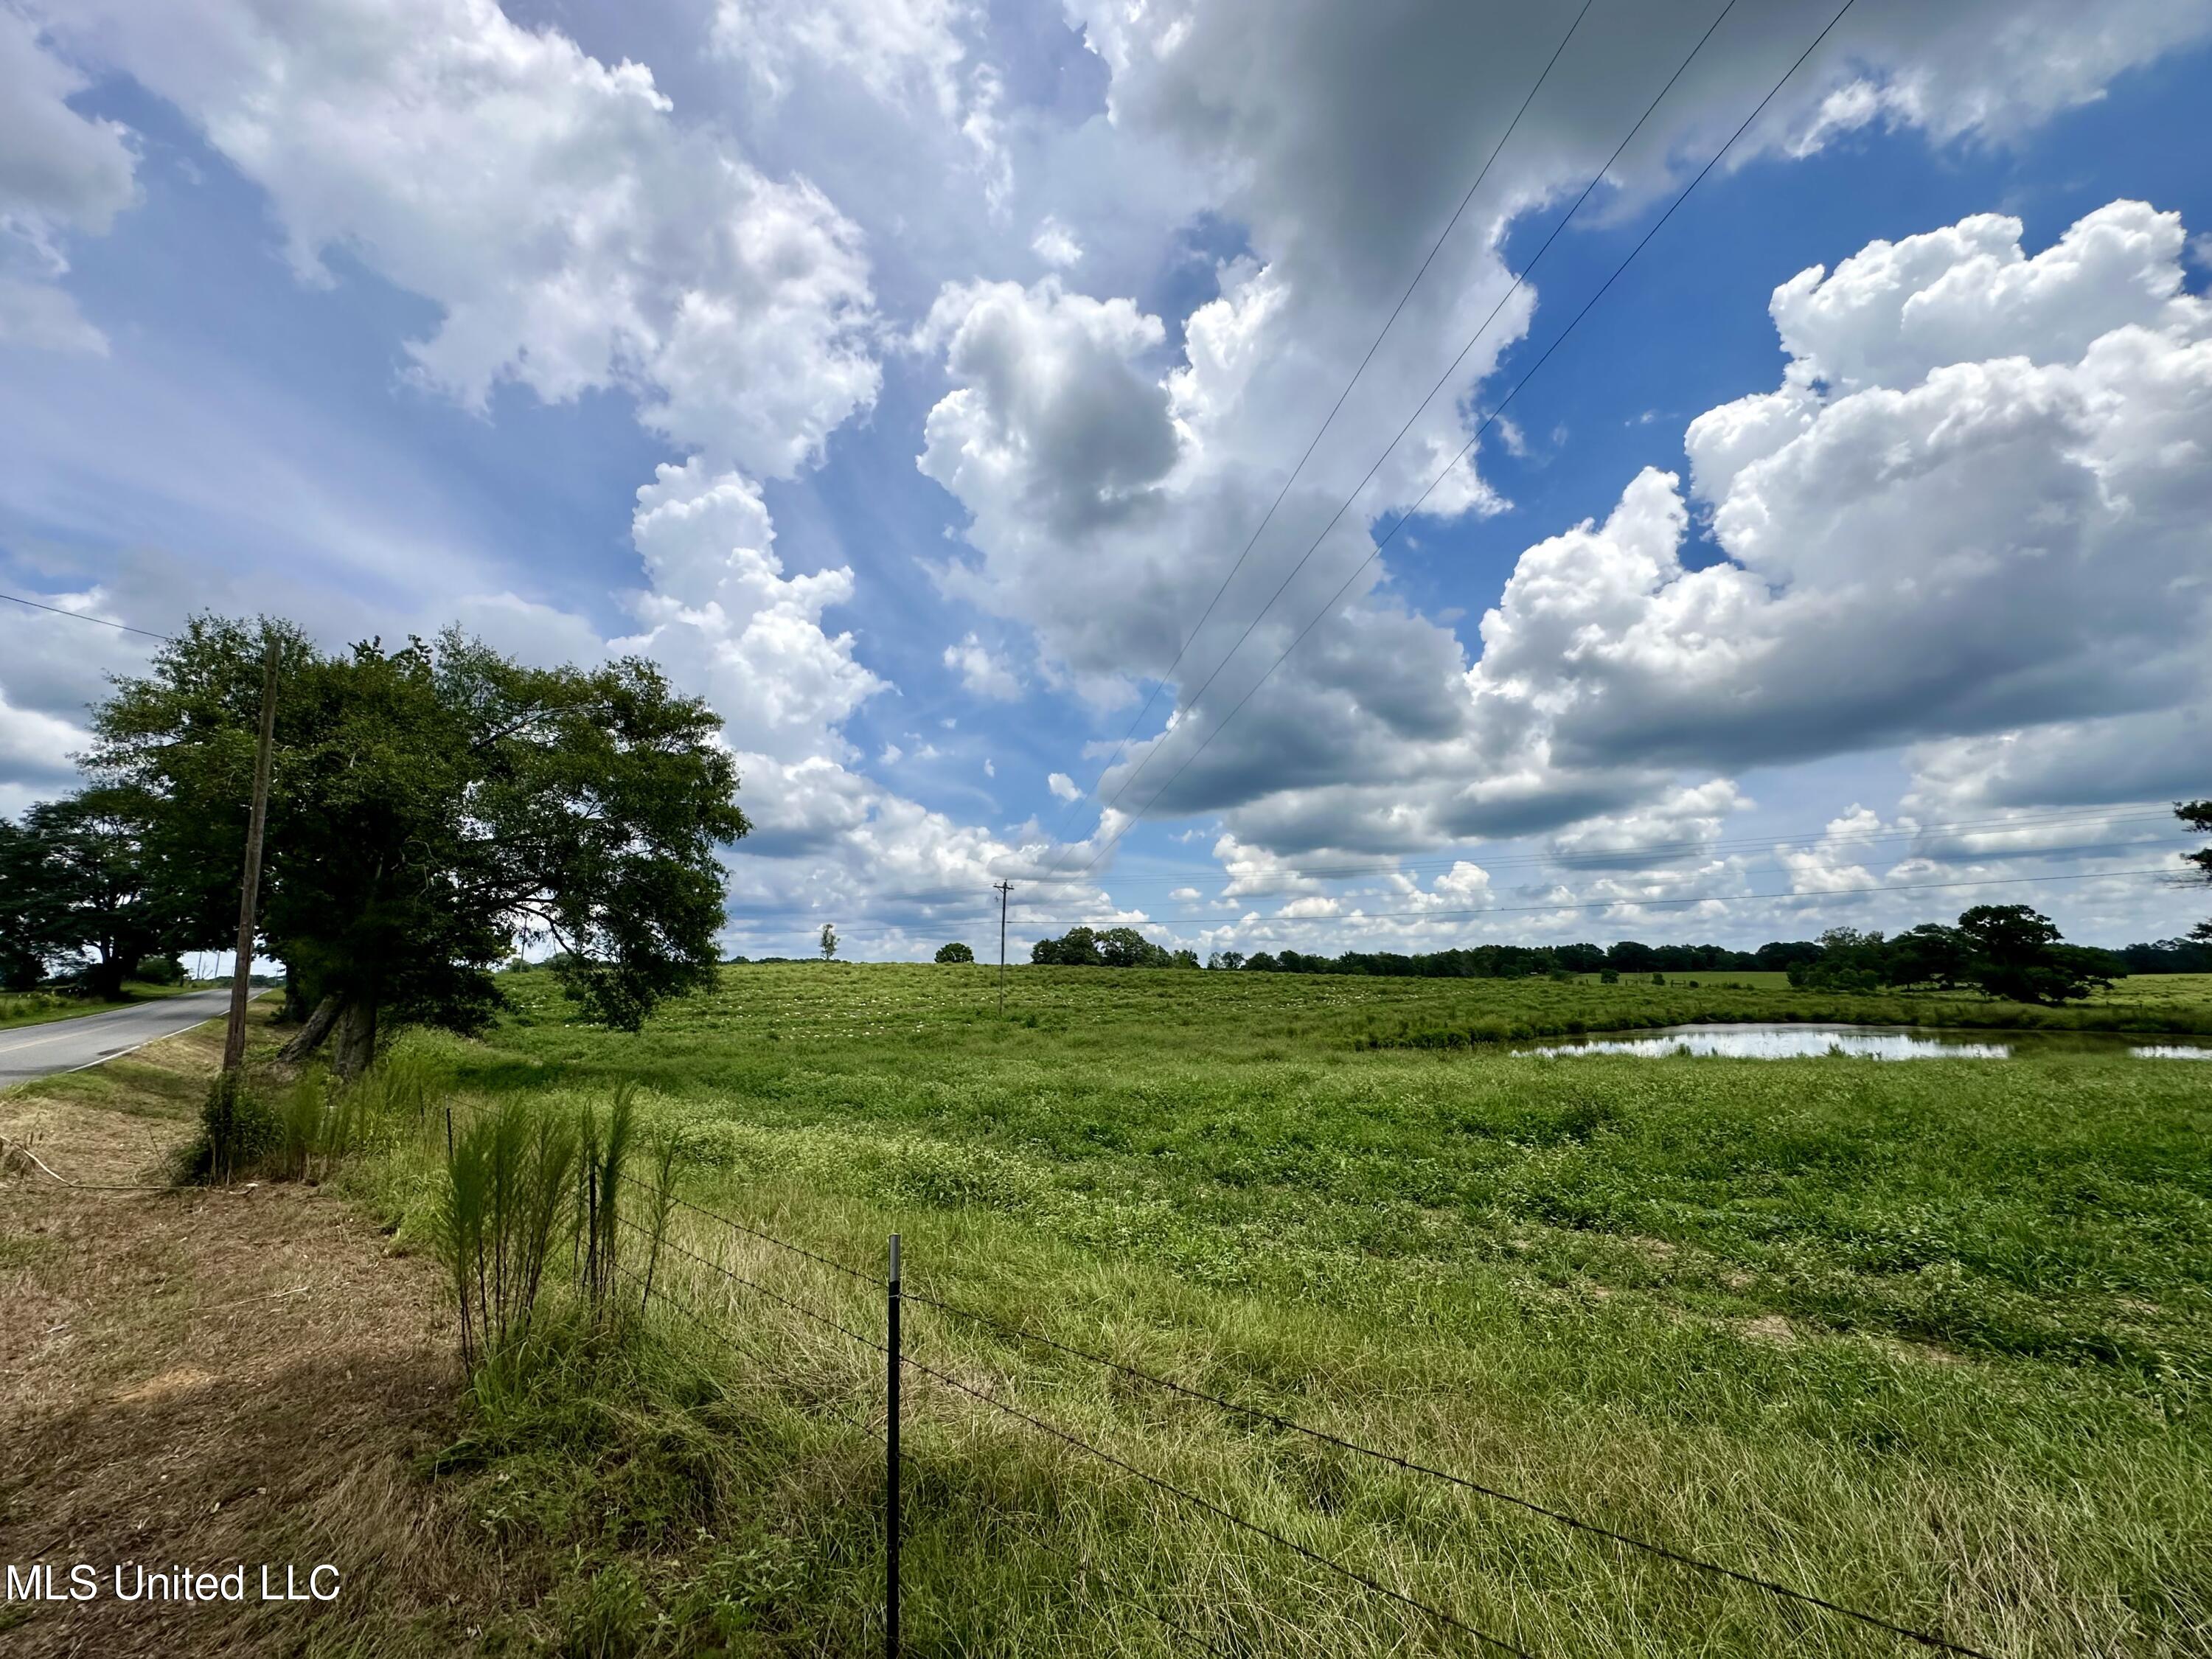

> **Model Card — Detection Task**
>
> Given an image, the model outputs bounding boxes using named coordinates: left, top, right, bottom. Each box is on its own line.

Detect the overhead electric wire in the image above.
left=0, top=591, right=173, bottom=641
left=1062, top=0, right=1863, bottom=886
left=1003, top=839, right=2180, bottom=912
left=1031, top=0, right=1599, bottom=860
left=1015, top=811, right=2187, bottom=894
left=767, top=861, right=2175, bottom=942
left=1041, top=0, right=1753, bottom=883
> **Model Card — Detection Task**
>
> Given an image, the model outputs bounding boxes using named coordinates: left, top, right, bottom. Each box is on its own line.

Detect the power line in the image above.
left=748, top=862, right=2175, bottom=942
left=1032, top=0, right=1599, bottom=860
left=0, top=590, right=173, bottom=641
left=1064, top=0, right=1863, bottom=885
left=1019, top=813, right=2187, bottom=895
left=1043, top=0, right=1752, bottom=882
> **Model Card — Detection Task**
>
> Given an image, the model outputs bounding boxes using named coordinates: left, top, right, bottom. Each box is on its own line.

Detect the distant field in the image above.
left=329, top=962, right=2212, bottom=1655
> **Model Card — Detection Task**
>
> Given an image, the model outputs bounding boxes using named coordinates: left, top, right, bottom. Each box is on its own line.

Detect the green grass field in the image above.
left=352, top=965, right=2211, bottom=1655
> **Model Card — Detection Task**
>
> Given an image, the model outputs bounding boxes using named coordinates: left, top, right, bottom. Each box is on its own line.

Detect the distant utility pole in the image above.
left=993, top=880, right=1012, bottom=1014
left=223, top=639, right=280, bottom=1073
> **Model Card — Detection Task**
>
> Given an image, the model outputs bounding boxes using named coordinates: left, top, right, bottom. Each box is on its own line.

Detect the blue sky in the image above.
left=3, top=0, right=2209, bottom=960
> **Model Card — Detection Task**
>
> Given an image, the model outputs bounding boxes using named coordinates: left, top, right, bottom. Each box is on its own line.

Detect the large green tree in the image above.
left=1952, top=904, right=2118, bottom=1006
left=91, top=617, right=748, bottom=1075
left=0, top=787, right=178, bottom=999
left=0, top=816, right=51, bottom=990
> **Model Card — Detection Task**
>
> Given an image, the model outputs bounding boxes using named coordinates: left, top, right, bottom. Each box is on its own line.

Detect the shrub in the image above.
left=187, top=1071, right=280, bottom=1183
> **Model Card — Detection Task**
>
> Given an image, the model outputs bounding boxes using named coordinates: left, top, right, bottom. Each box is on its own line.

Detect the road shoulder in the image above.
left=0, top=1016, right=495, bottom=1656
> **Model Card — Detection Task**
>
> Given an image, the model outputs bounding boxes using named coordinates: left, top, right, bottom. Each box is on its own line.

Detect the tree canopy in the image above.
left=88, top=617, right=748, bottom=1074
left=1781, top=906, right=2122, bottom=1004
left=933, top=941, right=975, bottom=964
left=2181, top=800, right=2211, bottom=947
left=1030, top=925, right=1197, bottom=968
left=0, top=787, right=178, bottom=998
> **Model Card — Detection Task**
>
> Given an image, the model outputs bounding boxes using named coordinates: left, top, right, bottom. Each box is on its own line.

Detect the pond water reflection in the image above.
left=1519, top=1023, right=2212, bottom=1061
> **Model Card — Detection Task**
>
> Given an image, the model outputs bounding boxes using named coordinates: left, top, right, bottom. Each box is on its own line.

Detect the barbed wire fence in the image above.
left=611, top=1172, right=1997, bottom=1658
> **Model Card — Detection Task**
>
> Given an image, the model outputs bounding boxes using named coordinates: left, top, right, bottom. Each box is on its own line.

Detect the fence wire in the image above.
left=613, top=1255, right=885, bottom=1441
left=902, top=1286, right=1992, bottom=1657
left=616, top=1184, right=1998, bottom=1659
left=900, top=1349, right=1535, bottom=1658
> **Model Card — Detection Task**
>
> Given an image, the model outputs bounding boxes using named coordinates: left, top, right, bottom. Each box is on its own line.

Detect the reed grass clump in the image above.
left=435, top=1081, right=679, bottom=1380
left=578, top=1081, right=637, bottom=1321
left=440, top=1097, right=581, bottom=1380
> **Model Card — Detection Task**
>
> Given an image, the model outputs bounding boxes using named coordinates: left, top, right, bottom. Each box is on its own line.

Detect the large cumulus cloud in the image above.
left=37, top=0, right=880, bottom=477
left=1074, top=198, right=2212, bottom=892
left=917, top=1, right=2212, bottom=876
left=1472, top=201, right=2209, bottom=780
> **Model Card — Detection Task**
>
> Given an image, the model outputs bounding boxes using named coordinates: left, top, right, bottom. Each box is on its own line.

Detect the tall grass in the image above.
left=577, top=1081, right=637, bottom=1322
left=439, top=1098, right=580, bottom=1380
left=362, top=966, right=2211, bottom=1653
left=633, top=1127, right=681, bottom=1313
left=346, top=1043, right=445, bottom=1133
left=192, top=1070, right=276, bottom=1183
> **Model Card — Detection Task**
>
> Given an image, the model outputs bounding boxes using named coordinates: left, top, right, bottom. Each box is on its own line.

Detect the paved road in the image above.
left=0, top=990, right=243, bottom=1088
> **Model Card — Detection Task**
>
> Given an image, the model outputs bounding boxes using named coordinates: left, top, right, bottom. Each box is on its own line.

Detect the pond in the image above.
left=1517, top=1023, right=2212, bottom=1061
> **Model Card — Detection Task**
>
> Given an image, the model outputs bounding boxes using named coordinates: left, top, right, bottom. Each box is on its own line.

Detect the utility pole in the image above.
left=223, top=639, right=279, bottom=1074
left=993, top=880, right=1012, bottom=1015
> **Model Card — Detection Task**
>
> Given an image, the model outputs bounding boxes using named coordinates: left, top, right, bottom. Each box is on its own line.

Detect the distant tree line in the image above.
left=0, top=790, right=187, bottom=998
left=1028, top=844, right=2212, bottom=1011
left=1201, top=907, right=2129, bottom=1004
left=1031, top=925, right=1200, bottom=969
left=1207, top=939, right=1783, bottom=978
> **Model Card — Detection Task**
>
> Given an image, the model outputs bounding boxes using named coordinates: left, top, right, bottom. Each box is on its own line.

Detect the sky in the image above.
left=2, top=0, right=2209, bottom=963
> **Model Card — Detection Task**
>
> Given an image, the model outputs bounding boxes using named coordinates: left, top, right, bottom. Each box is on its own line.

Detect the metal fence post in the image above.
left=887, top=1232, right=901, bottom=1659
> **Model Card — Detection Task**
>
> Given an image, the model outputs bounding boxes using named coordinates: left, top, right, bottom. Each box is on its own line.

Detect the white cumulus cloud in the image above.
left=942, top=632, right=1020, bottom=699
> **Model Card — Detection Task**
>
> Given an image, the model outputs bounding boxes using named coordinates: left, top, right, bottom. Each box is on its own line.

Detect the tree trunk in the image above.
left=276, top=993, right=341, bottom=1062
left=87, top=953, right=128, bottom=1003
left=331, top=995, right=379, bottom=1080
left=280, top=967, right=308, bottom=1025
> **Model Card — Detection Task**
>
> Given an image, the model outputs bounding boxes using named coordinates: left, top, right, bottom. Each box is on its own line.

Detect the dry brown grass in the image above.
left=0, top=1012, right=495, bottom=1657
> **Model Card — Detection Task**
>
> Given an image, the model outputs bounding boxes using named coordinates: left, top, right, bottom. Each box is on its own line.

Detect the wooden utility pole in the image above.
left=222, top=639, right=279, bottom=1073
left=993, top=880, right=1012, bottom=1014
